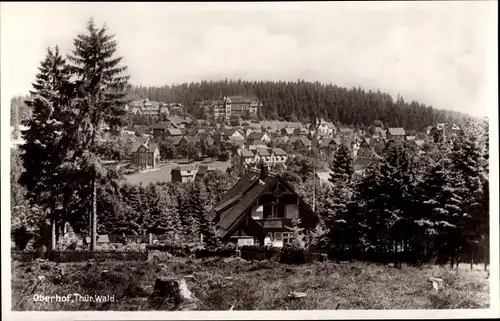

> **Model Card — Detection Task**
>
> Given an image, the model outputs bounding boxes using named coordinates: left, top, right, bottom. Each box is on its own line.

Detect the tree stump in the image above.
left=152, top=278, right=197, bottom=309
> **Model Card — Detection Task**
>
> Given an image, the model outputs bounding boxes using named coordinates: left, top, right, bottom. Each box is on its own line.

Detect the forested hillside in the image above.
left=129, top=80, right=470, bottom=130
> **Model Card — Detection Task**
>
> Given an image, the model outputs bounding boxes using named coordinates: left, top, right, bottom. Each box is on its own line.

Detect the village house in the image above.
left=179, top=135, right=201, bottom=147
left=317, top=137, right=340, bottom=159
left=126, top=99, right=169, bottom=116
left=293, top=127, right=309, bottom=137
left=198, top=132, right=215, bottom=147
left=289, top=136, right=312, bottom=151
left=312, top=118, right=336, bottom=137
left=208, top=163, right=318, bottom=247
left=171, top=165, right=198, bottom=183
left=164, top=136, right=183, bottom=148
left=273, top=136, right=290, bottom=145
left=387, top=127, right=406, bottom=140
left=271, top=148, right=288, bottom=165
left=248, top=140, right=269, bottom=148
left=215, top=128, right=244, bottom=142
left=234, top=149, right=257, bottom=169
left=281, top=127, right=296, bottom=136
left=195, top=165, right=214, bottom=181
left=152, top=122, right=178, bottom=139
left=357, top=138, right=374, bottom=158
left=372, top=127, right=387, bottom=139
left=130, top=138, right=160, bottom=169
left=167, top=115, right=193, bottom=128
left=254, top=147, right=272, bottom=164
left=198, top=96, right=262, bottom=120
left=165, top=128, right=183, bottom=137
left=406, top=136, right=416, bottom=141
left=242, top=126, right=257, bottom=138
left=246, top=132, right=272, bottom=145
left=234, top=147, right=289, bottom=170
left=436, top=122, right=447, bottom=130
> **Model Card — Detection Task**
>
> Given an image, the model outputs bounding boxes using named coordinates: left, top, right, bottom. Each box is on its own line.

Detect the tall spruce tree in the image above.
left=329, top=144, right=354, bottom=183
left=450, top=127, right=486, bottom=266
left=67, top=18, right=130, bottom=249
left=416, top=157, right=465, bottom=263
left=20, top=46, right=75, bottom=249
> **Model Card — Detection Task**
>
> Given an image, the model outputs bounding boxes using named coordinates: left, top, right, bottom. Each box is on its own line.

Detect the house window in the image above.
left=282, top=232, right=291, bottom=245
left=277, top=205, right=286, bottom=218
left=274, top=232, right=282, bottom=241
left=263, top=205, right=273, bottom=219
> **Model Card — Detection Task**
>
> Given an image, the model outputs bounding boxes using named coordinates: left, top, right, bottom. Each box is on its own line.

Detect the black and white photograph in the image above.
left=1, top=1, right=498, bottom=319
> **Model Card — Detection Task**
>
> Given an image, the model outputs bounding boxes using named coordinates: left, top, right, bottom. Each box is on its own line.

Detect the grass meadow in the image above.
left=12, top=254, right=489, bottom=311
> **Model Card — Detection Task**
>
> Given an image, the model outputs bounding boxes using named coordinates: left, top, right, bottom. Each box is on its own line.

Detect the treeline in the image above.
left=10, top=95, right=30, bottom=126
left=13, top=18, right=132, bottom=252
left=129, top=80, right=470, bottom=130
left=289, top=122, right=489, bottom=267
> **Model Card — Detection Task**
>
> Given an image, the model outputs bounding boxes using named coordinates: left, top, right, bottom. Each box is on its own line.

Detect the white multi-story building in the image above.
left=126, top=99, right=170, bottom=116
left=198, top=96, right=262, bottom=121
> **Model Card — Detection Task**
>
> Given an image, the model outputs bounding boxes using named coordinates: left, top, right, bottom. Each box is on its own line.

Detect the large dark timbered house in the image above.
left=208, top=163, right=318, bottom=247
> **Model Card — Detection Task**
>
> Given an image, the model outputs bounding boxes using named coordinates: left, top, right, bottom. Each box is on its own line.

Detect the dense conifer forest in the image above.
left=128, top=80, right=470, bottom=130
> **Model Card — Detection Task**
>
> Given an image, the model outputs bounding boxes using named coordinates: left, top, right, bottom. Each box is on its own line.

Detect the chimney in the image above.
left=260, top=161, right=269, bottom=180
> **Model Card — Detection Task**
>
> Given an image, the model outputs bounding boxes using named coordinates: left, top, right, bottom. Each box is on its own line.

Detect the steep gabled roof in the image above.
left=172, top=165, right=197, bottom=172
left=230, top=137, right=245, bottom=147
left=247, top=132, right=267, bottom=141
left=315, top=171, right=333, bottom=185
left=209, top=169, right=317, bottom=239
left=330, top=138, right=342, bottom=146
left=166, top=136, right=183, bottom=146
left=130, top=137, right=149, bottom=153
left=272, top=148, right=287, bottom=156
left=240, top=149, right=255, bottom=157
left=255, top=148, right=271, bottom=157
left=414, top=139, right=425, bottom=147
left=152, top=122, right=177, bottom=130
left=167, top=128, right=183, bottom=136
left=168, top=115, right=192, bottom=124
left=183, top=135, right=201, bottom=144
left=321, top=138, right=333, bottom=147
left=148, top=143, right=159, bottom=153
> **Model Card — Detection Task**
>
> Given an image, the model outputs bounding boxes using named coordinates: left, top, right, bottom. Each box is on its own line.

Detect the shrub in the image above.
left=280, top=247, right=307, bottom=264
left=12, top=226, right=32, bottom=250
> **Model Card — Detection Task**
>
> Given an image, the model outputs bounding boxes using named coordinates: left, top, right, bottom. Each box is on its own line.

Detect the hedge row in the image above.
left=11, top=250, right=148, bottom=262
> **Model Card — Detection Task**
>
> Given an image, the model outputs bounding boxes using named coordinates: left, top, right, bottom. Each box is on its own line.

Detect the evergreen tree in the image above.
left=329, top=144, right=354, bottom=183
left=20, top=46, right=75, bottom=249
left=67, top=18, right=130, bottom=249
left=197, top=210, right=220, bottom=249
left=416, top=157, right=465, bottom=263
left=449, top=127, right=486, bottom=265
left=176, top=191, right=196, bottom=238
left=188, top=184, right=206, bottom=230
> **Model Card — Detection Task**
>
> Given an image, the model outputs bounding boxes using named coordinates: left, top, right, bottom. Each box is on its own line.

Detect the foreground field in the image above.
left=12, top=256, right=489, bottom=311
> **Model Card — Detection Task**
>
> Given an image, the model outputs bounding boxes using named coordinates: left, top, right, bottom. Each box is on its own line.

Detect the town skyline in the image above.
left=1, top=1, right=496, bottom=117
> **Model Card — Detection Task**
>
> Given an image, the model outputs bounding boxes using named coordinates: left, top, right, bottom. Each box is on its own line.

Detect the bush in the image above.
left=280, top=247, right=307, bottom=264
left=12, top=226, right=32, bottom=250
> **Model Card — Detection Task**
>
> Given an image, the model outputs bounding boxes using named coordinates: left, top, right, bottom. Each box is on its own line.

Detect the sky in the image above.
left=1, top=1, right=497, bottom=117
